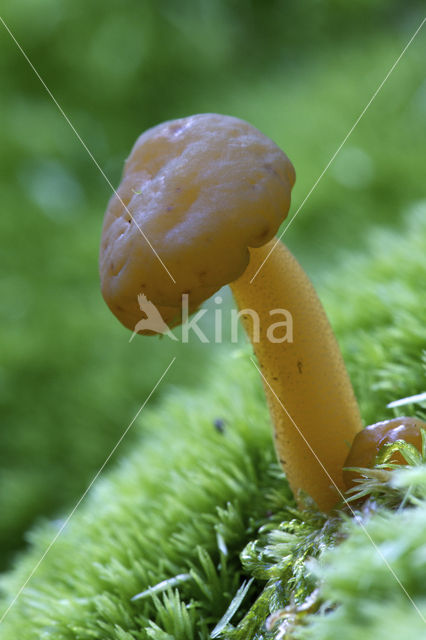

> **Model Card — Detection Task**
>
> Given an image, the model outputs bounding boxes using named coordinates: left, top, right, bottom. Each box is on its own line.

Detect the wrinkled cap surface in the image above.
left=100, top=113, right=295, bottom=331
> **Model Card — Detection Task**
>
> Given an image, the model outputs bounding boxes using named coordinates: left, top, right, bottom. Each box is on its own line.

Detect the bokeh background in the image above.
left=0, top=0, right=425, bottom=569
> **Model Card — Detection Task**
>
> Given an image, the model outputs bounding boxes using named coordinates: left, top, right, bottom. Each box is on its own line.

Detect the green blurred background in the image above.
left=0, top=0, right=425, bottom=570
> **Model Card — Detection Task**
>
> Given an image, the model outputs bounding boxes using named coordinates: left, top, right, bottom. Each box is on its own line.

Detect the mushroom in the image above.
left=100, top=113, right=363, bottom=511
left=343, top=416, right=426, bottom=489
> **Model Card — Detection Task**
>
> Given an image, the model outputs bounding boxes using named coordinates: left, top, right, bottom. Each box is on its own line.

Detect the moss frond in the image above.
left=295, top=465, right=426, bottom=640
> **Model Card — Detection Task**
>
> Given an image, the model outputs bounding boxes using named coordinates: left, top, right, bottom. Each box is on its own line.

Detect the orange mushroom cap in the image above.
left=99, top=114, right=295, bottom=331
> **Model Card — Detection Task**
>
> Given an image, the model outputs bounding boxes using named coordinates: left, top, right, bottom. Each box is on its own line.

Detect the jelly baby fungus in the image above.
left=343, top=416, right=426, bottom=489
left=99, top=113, right=363, bottom=512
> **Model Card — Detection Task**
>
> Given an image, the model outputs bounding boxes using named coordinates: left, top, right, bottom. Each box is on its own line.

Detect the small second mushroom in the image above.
left=100, top=113, right=363, bottom=511
left=343, top=416, right=426, bottom=489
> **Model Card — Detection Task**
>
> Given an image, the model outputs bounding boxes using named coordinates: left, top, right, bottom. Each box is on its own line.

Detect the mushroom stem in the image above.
left=230, top=238, right=363, bottom=511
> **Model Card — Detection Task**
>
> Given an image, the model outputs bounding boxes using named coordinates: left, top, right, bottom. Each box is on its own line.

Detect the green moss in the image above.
left=0, top=351, right=291, bottom=638
left=295, top=467, right=426, bottom=640
left=0, top=208, right=425, bottom=637
left=327, top=203, right=426, bottom=427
